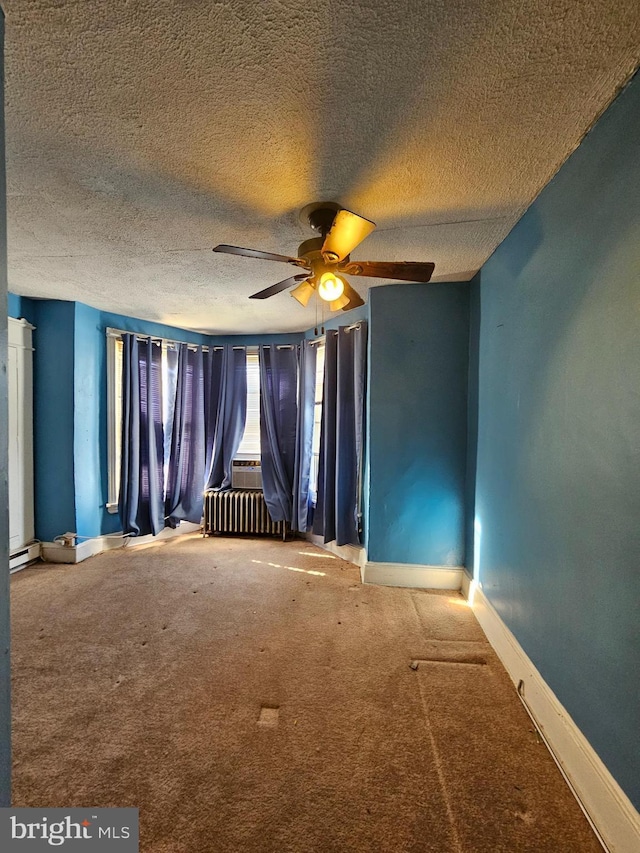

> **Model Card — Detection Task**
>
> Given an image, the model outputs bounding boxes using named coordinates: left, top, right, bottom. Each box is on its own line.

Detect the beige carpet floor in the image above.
left=10, top=534, right=601, bottom=852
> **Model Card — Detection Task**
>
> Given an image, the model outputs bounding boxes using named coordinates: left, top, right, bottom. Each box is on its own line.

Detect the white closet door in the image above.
left=8, top=318, right=34, bottom=552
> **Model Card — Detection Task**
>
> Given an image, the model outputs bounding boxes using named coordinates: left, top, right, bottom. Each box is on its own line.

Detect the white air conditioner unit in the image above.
left=231, top=460, right=262, bottom=490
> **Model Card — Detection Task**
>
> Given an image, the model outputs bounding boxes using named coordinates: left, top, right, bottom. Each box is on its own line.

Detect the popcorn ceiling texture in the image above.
left=4, top=0, right=640, bottom=333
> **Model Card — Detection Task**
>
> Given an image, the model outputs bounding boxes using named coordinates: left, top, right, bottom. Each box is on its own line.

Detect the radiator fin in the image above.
left=204, top=490, right=284, bottom=537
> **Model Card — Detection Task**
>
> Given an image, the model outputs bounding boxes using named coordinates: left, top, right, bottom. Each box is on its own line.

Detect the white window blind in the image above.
left=310, top=342, right=325, bottom=500
left=236, top=349, right=261, bottom=458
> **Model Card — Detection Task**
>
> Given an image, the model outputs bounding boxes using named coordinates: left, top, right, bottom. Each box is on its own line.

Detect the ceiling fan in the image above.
left=212, top=203, right=436, bottom=312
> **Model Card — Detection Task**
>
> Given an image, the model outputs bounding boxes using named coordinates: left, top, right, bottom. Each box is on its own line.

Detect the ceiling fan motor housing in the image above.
left=307, top=206, right=342, bottom=261
left=297, top=237, right=349, bottom=277
left=297, top=237, right=324, bottom=260
left=307, top=206, right=339, bottom=236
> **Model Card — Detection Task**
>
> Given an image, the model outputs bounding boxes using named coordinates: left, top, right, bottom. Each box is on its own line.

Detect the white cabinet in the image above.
left=8, top=317, right=35, bottom=553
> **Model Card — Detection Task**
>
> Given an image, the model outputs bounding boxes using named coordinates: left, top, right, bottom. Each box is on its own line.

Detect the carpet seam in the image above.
left=408, top=589, right=463, bottom=853
left=415, top=675, right=464, bottom=853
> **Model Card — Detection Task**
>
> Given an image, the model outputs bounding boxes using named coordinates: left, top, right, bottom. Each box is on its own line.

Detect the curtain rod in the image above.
left=107, top=327, right=209, bottom=350
left=211, top=346, right=247, bottom=351
left=107, top=328, right=251, bottom=353
left=306, top=321, right=362, bottom=346
left=108, top=324, right=360, bottom=351
left=324, top=322, right=363, bottom=338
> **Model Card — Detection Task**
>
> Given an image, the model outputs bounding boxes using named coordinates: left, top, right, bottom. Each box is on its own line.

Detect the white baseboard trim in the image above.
left=40, top=523, right=202, bottom=564
left=125, top=522, right=201, bottom=549
left=10, top=542, right=42, bottom=572
left=470, top=583, right=640, bottom=853
left=41, top=535, right=125, bottom=564
left=460, top=569, right=473, bottom=598
left=361, top=561, right=464, bottom=589
left=304, top=534, right=367, bottom=568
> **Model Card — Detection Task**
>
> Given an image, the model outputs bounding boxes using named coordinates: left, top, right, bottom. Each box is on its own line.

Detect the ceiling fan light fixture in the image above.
left=321, top=209, right=376, bottom=263
left=317, top=271, right=345, bottom=302
left=329, top=292, right=351, bottom=311
left=218, top=203, right=435, bottom=306
left=290, top=280, right=316, bottom=306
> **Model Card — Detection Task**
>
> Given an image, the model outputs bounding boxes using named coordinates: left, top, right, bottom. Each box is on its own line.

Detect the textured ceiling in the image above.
left=4, top=0, right=639, bottom=334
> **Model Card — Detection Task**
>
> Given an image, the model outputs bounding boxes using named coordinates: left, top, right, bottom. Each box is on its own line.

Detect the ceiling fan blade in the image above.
left=340, top=260, right=435, bottom=282
left=321, top=210, right=376, bottom=263
left=249, top=274, right=309, bottom=300
left=328, top=291, right=351, bottom=311
left=341, top=280, right=365, bottom=310
left=213, top=244, right=302, bottom=265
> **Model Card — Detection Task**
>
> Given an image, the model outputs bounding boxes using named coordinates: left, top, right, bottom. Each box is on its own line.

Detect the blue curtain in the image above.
left=165, top=344, right=206, bottom=525
left=259, top=346, right=298, bottom=523
left=313, top=322, right=367, bottom=546
left=292, top=340, right=317, bottom=532
left=118, top=336, right=165, bottom=536
left=205, top=346, right=247, bottom=490
left=203, top=347, right=225, bottom=487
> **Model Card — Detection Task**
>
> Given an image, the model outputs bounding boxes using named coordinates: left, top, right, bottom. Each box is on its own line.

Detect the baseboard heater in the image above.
left=204, top=490, right=284, bottom=537
left=10, top=542, right=41, bottom=572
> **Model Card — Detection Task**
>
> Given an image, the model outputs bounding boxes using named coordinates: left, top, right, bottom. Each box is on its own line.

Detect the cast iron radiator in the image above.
left=203, top=490, right=285, bottom=537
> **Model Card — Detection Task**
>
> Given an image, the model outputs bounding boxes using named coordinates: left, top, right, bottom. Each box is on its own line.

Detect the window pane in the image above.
left=236, top=349, right=261, bottom=458
left=309, top=342, right=325, bottom=500
left=314, top=343, right=325, bottom=402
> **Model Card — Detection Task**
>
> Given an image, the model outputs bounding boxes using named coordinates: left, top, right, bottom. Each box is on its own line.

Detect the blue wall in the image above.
left=9, top=299, right=87, bottom=541
left=74, top=304, right=112, bottom=538
left=474, top=73, right=640, bottom=808
left=367, top=283, right=470, bottom=566
left=7, top=292, right=23, bottom=319
left=7, top=293, right=36, bottom=325
left=30, top=301, right=76, bottom=542
left=464, top=275, right=480, bottom=574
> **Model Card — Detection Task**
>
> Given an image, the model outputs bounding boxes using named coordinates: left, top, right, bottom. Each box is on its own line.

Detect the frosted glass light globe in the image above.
left=318, top=271, right=345, bottom=302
